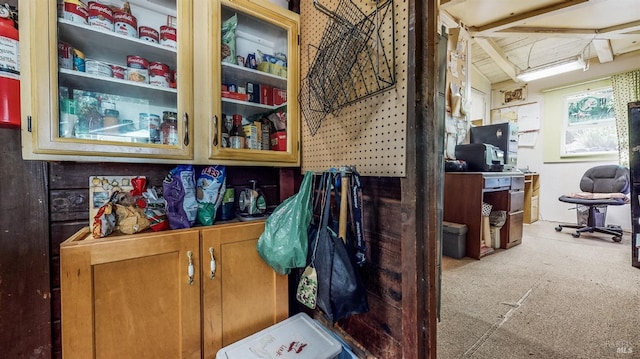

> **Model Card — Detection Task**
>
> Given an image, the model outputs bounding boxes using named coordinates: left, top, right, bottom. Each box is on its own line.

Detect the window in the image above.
left=562, top=87, right=617, bottom=155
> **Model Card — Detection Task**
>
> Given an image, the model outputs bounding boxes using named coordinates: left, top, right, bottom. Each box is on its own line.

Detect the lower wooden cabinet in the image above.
left=60, top=221, right=288, bottom=359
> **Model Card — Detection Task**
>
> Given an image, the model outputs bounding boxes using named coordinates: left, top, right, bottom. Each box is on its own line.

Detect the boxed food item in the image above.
left=260, top=85, right=273, bottom=106
left=273, top=88, right=287, bottom=106
left=246, top=82, right=260, bottom=103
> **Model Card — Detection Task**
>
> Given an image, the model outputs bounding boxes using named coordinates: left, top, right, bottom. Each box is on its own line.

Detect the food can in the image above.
left=58, top=41, right=74, bottom=70
left=159, top=26, right=177, bottom=49
left=138, top=26, right=159, bottom=43
left=85, top=59, right=113, bottom=77
left=114, top=11, right=138, bottom=38
left=111, top=64, right=126, bottom=79
left=149, top=62, right=170, bottom=87
left=126, top=55, right=149, bottom=83
left=62, top=0, right=88, bottom=25
left=73, top=48, right=85, bottom=72
left=87, top=1, right=114, bottom=32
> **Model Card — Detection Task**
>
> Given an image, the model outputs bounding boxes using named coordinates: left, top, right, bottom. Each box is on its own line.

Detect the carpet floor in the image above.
left=437, top=220, right=640, bottom=359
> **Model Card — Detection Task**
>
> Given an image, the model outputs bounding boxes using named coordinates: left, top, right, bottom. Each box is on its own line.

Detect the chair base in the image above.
left=555, top=224, right=623, bottom=242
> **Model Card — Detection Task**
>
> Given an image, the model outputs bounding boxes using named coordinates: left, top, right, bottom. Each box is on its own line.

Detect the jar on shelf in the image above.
left=160, top=111, right=178, bottom=145
left=103, top=109, right=120, bottom=134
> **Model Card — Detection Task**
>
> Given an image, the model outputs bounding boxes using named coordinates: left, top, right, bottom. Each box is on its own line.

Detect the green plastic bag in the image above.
left=257, top=172, right=314, bottom=275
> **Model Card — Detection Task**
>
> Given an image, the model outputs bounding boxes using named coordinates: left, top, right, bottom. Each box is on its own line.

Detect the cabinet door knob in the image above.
left=187, top=250, right=195, bottom=285
left=209, top=247, right=216, bottom=279
left=183, top=112, right=189, bottom=146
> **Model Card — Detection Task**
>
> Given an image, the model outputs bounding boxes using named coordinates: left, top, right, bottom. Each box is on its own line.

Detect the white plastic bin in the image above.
left=216, top=312, right=342, bottom=359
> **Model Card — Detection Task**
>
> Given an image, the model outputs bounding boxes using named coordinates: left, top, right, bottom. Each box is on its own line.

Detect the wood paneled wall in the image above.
left=0, top=128, right=50, bottom=358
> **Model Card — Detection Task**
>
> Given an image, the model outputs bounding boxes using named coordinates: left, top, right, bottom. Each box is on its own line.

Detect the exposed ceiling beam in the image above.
left=592, top=39, right=614, bottom=63
left=471, top=26, right=640, bottom=40
left=473, top=37, right=519, bottom=82
left=469, top=0, right=590, bottom=33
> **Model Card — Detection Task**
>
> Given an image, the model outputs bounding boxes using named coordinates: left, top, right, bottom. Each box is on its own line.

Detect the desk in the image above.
left=444, top=172, right=525, bottom=259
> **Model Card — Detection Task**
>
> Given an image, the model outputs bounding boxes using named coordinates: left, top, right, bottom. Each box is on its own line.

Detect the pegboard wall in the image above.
left=300, top=0, right=408, bottom=177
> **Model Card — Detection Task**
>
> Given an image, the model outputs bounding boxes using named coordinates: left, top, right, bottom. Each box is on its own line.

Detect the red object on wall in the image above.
left=0, top=5, right=20, bottom=128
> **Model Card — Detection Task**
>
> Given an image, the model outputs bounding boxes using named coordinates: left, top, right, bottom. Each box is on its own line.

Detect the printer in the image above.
left=454, top=143, right=504, bottom=172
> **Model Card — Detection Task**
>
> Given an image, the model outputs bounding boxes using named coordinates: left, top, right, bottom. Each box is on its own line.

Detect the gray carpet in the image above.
left=437, top=220, right=640, bottom=359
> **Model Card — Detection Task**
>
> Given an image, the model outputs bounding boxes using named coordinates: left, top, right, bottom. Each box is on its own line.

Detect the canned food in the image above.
left=58, top=41, right=74, bottom=70
left=138, top=26, right=159, bottom=43
left=126, top=55, right=149, bottom=83
left=149, top=62, right=170, bottom=87
left=159, top=26, right=177, bottom=49
left=87, top=1, right=114, bottom=32
left=73, top=48, right=85, bottom=72
left=111, top=64, right=126, bottom=79
left=114, top=11, right=137, bottom=38
left=85, top=59, right=113, bottom=77
left=62, top=0, right=88, bottom=25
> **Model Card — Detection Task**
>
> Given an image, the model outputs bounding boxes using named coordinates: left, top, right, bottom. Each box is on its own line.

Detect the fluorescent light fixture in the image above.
left=517, top=56, right=586, bottom=82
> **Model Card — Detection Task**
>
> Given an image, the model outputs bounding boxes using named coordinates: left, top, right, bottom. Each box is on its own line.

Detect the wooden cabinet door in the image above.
left=60, top=228, right=201, bottom=359
left=201, top=221, right=288, bottom=358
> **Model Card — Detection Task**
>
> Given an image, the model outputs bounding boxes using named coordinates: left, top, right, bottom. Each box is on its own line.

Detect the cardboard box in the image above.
left=221, top=90, right=249, bottom=102
left=260, top=85, right=273, bottom=106
left=270, top=130, right=286, bottom=151
left=246, top=82, right=260, bottom=103
left=273, top=87, right=287, bottom=106
left=243, top=124, right=259, bottom=149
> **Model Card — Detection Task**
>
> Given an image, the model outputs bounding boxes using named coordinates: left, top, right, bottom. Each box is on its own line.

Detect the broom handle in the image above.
left=339, top=168, right=350, bottom=243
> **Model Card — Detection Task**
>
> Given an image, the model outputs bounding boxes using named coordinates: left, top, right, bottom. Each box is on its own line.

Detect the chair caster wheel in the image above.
left=613, top=236, right=622, bottom=242
left=555, top=226, right=562, bottom=232
left=572, top=232, right=580, bottom=238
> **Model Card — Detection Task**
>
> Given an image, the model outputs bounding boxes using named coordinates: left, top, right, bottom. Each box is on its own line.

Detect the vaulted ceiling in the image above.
left=440, top=0, right=640, bottom=84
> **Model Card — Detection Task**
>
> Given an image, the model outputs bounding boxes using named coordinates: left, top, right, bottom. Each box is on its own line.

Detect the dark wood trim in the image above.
left=0, top=128, right=51, bottom=357
left=401, top=0, right=440, bottom=358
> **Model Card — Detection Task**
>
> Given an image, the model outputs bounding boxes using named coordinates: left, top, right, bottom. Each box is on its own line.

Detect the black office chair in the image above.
left=555, top=165, right=630, bottom=242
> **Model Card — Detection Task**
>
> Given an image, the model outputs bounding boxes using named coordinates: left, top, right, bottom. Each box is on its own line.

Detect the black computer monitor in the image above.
left=470, top=122, right=519, bottom=171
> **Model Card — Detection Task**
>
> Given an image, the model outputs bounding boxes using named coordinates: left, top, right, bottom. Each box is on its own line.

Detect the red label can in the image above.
left=126, top=55, right=149, bottom=83
left=87, top=1, right=113, bottom=31
left=139, top=26, right=159, bottom=43
left=159, top=25, right=177, bottom=49
left=149, top=62, right=170, bottom=88
left=114, top=11, right=137, bottom=38
left=63, top=1, right=88, bottom=24
left=58, top=41, right=74, bottom=70
left=111, top=64, right=126, bottom=79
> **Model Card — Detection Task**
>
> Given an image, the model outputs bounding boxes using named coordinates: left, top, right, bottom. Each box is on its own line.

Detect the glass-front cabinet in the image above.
left=21, top=0, right=193, bottom=161
left=20, top=0, right=299, bottom=166
left=195, top=0, right=299, bottom=166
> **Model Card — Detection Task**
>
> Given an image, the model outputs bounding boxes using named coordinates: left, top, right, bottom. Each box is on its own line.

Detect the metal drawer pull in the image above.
left=209, top=247, right=216, bottom=279
left=187, top=250, right=194, bottom=285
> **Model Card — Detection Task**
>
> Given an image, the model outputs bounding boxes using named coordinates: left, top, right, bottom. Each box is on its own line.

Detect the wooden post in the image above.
left=339, top=167, right=351, bottom=243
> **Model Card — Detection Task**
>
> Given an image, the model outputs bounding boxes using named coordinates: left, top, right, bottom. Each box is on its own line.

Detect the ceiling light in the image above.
left=516, top=56, right=586, bottom=82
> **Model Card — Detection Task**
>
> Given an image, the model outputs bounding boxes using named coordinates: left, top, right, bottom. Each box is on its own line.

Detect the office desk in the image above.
left=444, top=172, right=525, bottom=259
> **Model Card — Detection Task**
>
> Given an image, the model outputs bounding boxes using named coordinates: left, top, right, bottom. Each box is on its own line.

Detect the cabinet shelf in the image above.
left=221, top=62, right=286, bottom=88
left=59, top=69, right=177, bottom=107
left=58, top=18, right=177, bottom=67
left=221, top=97, right=284, bottom=117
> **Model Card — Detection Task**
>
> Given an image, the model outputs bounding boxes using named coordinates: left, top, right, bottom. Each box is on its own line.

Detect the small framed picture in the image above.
left=502, top=85, right=527, bottom=105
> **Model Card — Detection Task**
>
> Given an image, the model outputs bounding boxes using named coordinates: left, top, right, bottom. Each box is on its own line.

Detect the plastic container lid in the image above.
left=216, top=313, right=342, bottom=359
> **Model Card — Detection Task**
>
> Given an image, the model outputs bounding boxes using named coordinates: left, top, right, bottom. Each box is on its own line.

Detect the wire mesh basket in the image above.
left=300, top=0, right=396, bottom=136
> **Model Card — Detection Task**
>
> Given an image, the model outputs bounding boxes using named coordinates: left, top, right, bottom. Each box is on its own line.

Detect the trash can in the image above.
left=216, top=312, right=342, bottom=359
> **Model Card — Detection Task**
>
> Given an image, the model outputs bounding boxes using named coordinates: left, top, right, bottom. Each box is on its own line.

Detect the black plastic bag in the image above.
left=307, top=172, right=369, bottom=323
